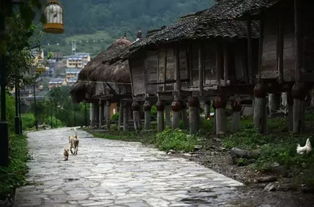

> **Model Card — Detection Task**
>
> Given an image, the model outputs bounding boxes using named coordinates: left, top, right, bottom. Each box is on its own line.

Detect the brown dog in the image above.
left=64, top=148, right=69, bottom=161
left=69, top=136, right=79, bottom=155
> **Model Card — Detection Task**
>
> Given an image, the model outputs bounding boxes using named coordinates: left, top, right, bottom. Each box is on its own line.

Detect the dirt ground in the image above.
left=175, top=138, right=314, bottom=207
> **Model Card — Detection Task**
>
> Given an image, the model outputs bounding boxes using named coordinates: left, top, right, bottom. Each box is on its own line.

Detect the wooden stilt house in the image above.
left=71, top=38, right=132, bottom=129
left=128, top=1, right=259, bottom=134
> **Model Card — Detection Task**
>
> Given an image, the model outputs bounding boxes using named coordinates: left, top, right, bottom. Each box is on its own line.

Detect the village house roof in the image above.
left=70, top=38, right=132, bottom=103
left=129, top=0, right=261, bottom=55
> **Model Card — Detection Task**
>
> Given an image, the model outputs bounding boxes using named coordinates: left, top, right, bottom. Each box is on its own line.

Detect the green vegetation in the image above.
left=87, top=128, right=199, bottom=153
left=0, top=134, right=29, bottom=200
left=21, top=113, right=35, bottom=130
left=155, top=129, right=198, bottom=152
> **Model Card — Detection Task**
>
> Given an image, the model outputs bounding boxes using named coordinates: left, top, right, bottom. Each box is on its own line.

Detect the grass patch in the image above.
left=0, top=134, right=29, bottom=200
left=87, top=128, right=199, bottom=153
left=155, top=128, right=199, bottom=152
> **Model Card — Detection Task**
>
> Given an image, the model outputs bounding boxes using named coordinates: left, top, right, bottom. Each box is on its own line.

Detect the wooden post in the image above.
left=94, top=103, right=99, bottom=128
left=268, top=93, right=281, bottom=117
left=105, top=101, right=111, bottom=130
left=204, top=100, right=211, bottom=119
left=198, top=45, right=204, bottom=95
left=181, top=103, right=189, bottom=129
left=216, top=42, right=222, bottom=86
left=143, top=100, right=151, bottom=130
left=231, top=97, right=242, bottom=132
left=123, top=102, right=129, bottom=132
left=277, top=14, right=284, bottom=83
left=132, top=101, right=141, bottom=131
left=156, top=99, right=165, bottom=132
left=188, top=97, right=200, bottom=134
left=253, top=83, right=267, bottom=134
left=291, top=83, right=307, bottom=133
left=294, top=0, right=301, bottom=82
left=175, top=47, right=181, bottom=95
left=223, top=43, right=229, bottom=85
left=99, top=101, right=104, bottom=128
left=287, top=92, right=294, bottom=131
left=213, top=95, right=227, bottom=136
left=118, top=101, right=123, bottom=131
left=247, top=18, right=253, bottom=84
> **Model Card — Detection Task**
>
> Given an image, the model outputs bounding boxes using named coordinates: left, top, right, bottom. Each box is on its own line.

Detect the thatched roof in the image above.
left=129, top=0, right=262, bottom=54
left=71, top=38, right=132, bottom=103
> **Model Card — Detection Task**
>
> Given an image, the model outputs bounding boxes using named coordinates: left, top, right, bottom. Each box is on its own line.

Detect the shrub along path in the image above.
left=14, top=128, right=242, bottom=207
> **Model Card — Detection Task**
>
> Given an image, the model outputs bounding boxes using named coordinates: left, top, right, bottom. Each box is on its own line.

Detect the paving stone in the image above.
left=14, top=128, right=243, bottom=206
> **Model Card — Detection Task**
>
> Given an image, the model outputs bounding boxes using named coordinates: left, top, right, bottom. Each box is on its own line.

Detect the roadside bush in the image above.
left=155, top=128, right=198, bottom=152
left=43, top=116, right=64, bottom=128
left=0, top=135, right=28, bottom=200
left=21, top=113, right=35, bottom=130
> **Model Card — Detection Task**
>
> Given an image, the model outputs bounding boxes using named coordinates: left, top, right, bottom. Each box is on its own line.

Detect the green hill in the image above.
left=42, top=0, right=215, bottom=56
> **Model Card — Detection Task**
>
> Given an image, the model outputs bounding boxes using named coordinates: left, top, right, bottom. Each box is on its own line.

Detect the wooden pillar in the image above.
left=231, top=97, right=242, bottom=132
left=143, top=100, right=151, bottom=130
left=198, top=45, right=204, bottom=96
left=311, top=89, right=314, bottom=107
left=98, top=100, right=103, bottom=128
left=213, top=95, right=227, bottom=136
left=247, top=18, right=253, bottom=84
left=253, top=83, right=267, bottom=134
left=223, top=43, right=229, bottom=85
left=165, top=105, right=172, bottom=127
left=123, top=102, right=129, bottom=132
left=118, top=101, right=123, bottom=131
left=171, top=98, right=182, bottom=129
left=203, top=100, right=211, bottom=119
left=287, top=92, right=294, bottom=131
left=105, top=101, right=110, bottom=130
left=291, top=83, right=307, bottom=133
left=132, top=100, right=141, bottom=131
left=156, top=99, right=165, bottom=132
left=188, top=97, right=200, bottom=134
left=175, top=47, right=181, bottom=95
left=94, top=103, right=99, bottom=128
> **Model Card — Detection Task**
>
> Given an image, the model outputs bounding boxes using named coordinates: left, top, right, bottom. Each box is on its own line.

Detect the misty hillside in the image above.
left=42, top=0, right=215, bottom=56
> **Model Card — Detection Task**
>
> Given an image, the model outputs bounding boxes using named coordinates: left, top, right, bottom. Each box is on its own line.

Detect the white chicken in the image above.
left=297, top=138, right=312, bottom=155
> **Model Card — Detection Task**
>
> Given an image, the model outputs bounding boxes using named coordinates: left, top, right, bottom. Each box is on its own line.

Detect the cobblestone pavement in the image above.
left=14, top=128, right=243, bottom=207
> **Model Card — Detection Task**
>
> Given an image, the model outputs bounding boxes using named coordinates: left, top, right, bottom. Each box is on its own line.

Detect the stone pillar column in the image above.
left=253, top=83, right=267, bottom=134
left=123, top=102, right=129, bottom=132
left=164, top=105, right=172, bottom=127
left=90, top=103, right=94, bottom=127
left=132, top=101, right=141, bottom=131
left=143, top=100, right=152, bottom=130
left=268, top=93, right=281, bottom=117
left=213, top=95, right=227, bottom=136
left=188, top=97, right=200, bottom=134
left=231, top=98, right=242, bottom=132
left=156, top=100, right=165, bottom=132
left=292, top=83, right=307, bottom=134
left=118, top=101, right=123, bottom=131
left=105, top=101, right=111, bottom=130
left=171, top=99, right=183, bottom=129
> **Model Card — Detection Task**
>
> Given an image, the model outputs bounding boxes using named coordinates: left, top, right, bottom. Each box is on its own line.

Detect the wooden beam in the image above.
left=223, top=42, right=229, bottom=86
left=294, top=0, right=301, bottom=82
left=175, top=46, right=181, bottom=94
left=277, top=13, right=284, bottom=83
left=198, top=43, right=204, bottom=96
left=247, top=18, right=253, bottom=84
left=216, top=41, right=222, bottom=86
left=258, top=16, right=264, bottom=81
left=163, top=48, right=167, bottom=92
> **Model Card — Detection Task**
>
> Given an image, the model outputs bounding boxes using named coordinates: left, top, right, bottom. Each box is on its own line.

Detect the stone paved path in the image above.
left=14, top=128, right=243, bottom=207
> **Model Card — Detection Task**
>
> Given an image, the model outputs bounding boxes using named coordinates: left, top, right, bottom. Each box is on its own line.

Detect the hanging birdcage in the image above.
left=43, top=0, right=64, bottom=34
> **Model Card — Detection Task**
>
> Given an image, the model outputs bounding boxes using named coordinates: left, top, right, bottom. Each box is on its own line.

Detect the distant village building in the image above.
left=66, top=53, right=91, bottom=69
left=65, top=68, right=81, bottom=81
left=48, top=78, right=66, bottom=90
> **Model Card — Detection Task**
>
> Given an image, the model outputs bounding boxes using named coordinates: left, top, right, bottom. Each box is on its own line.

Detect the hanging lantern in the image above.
left=43, top=0, right=64, bottom=34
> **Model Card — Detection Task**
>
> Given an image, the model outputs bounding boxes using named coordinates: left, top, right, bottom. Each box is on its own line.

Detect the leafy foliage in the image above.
left=0, top=135, right=29, bottom=200
left=155, top=128, right=198, bottom=152
left=21, top=113, right=35, bottom=130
